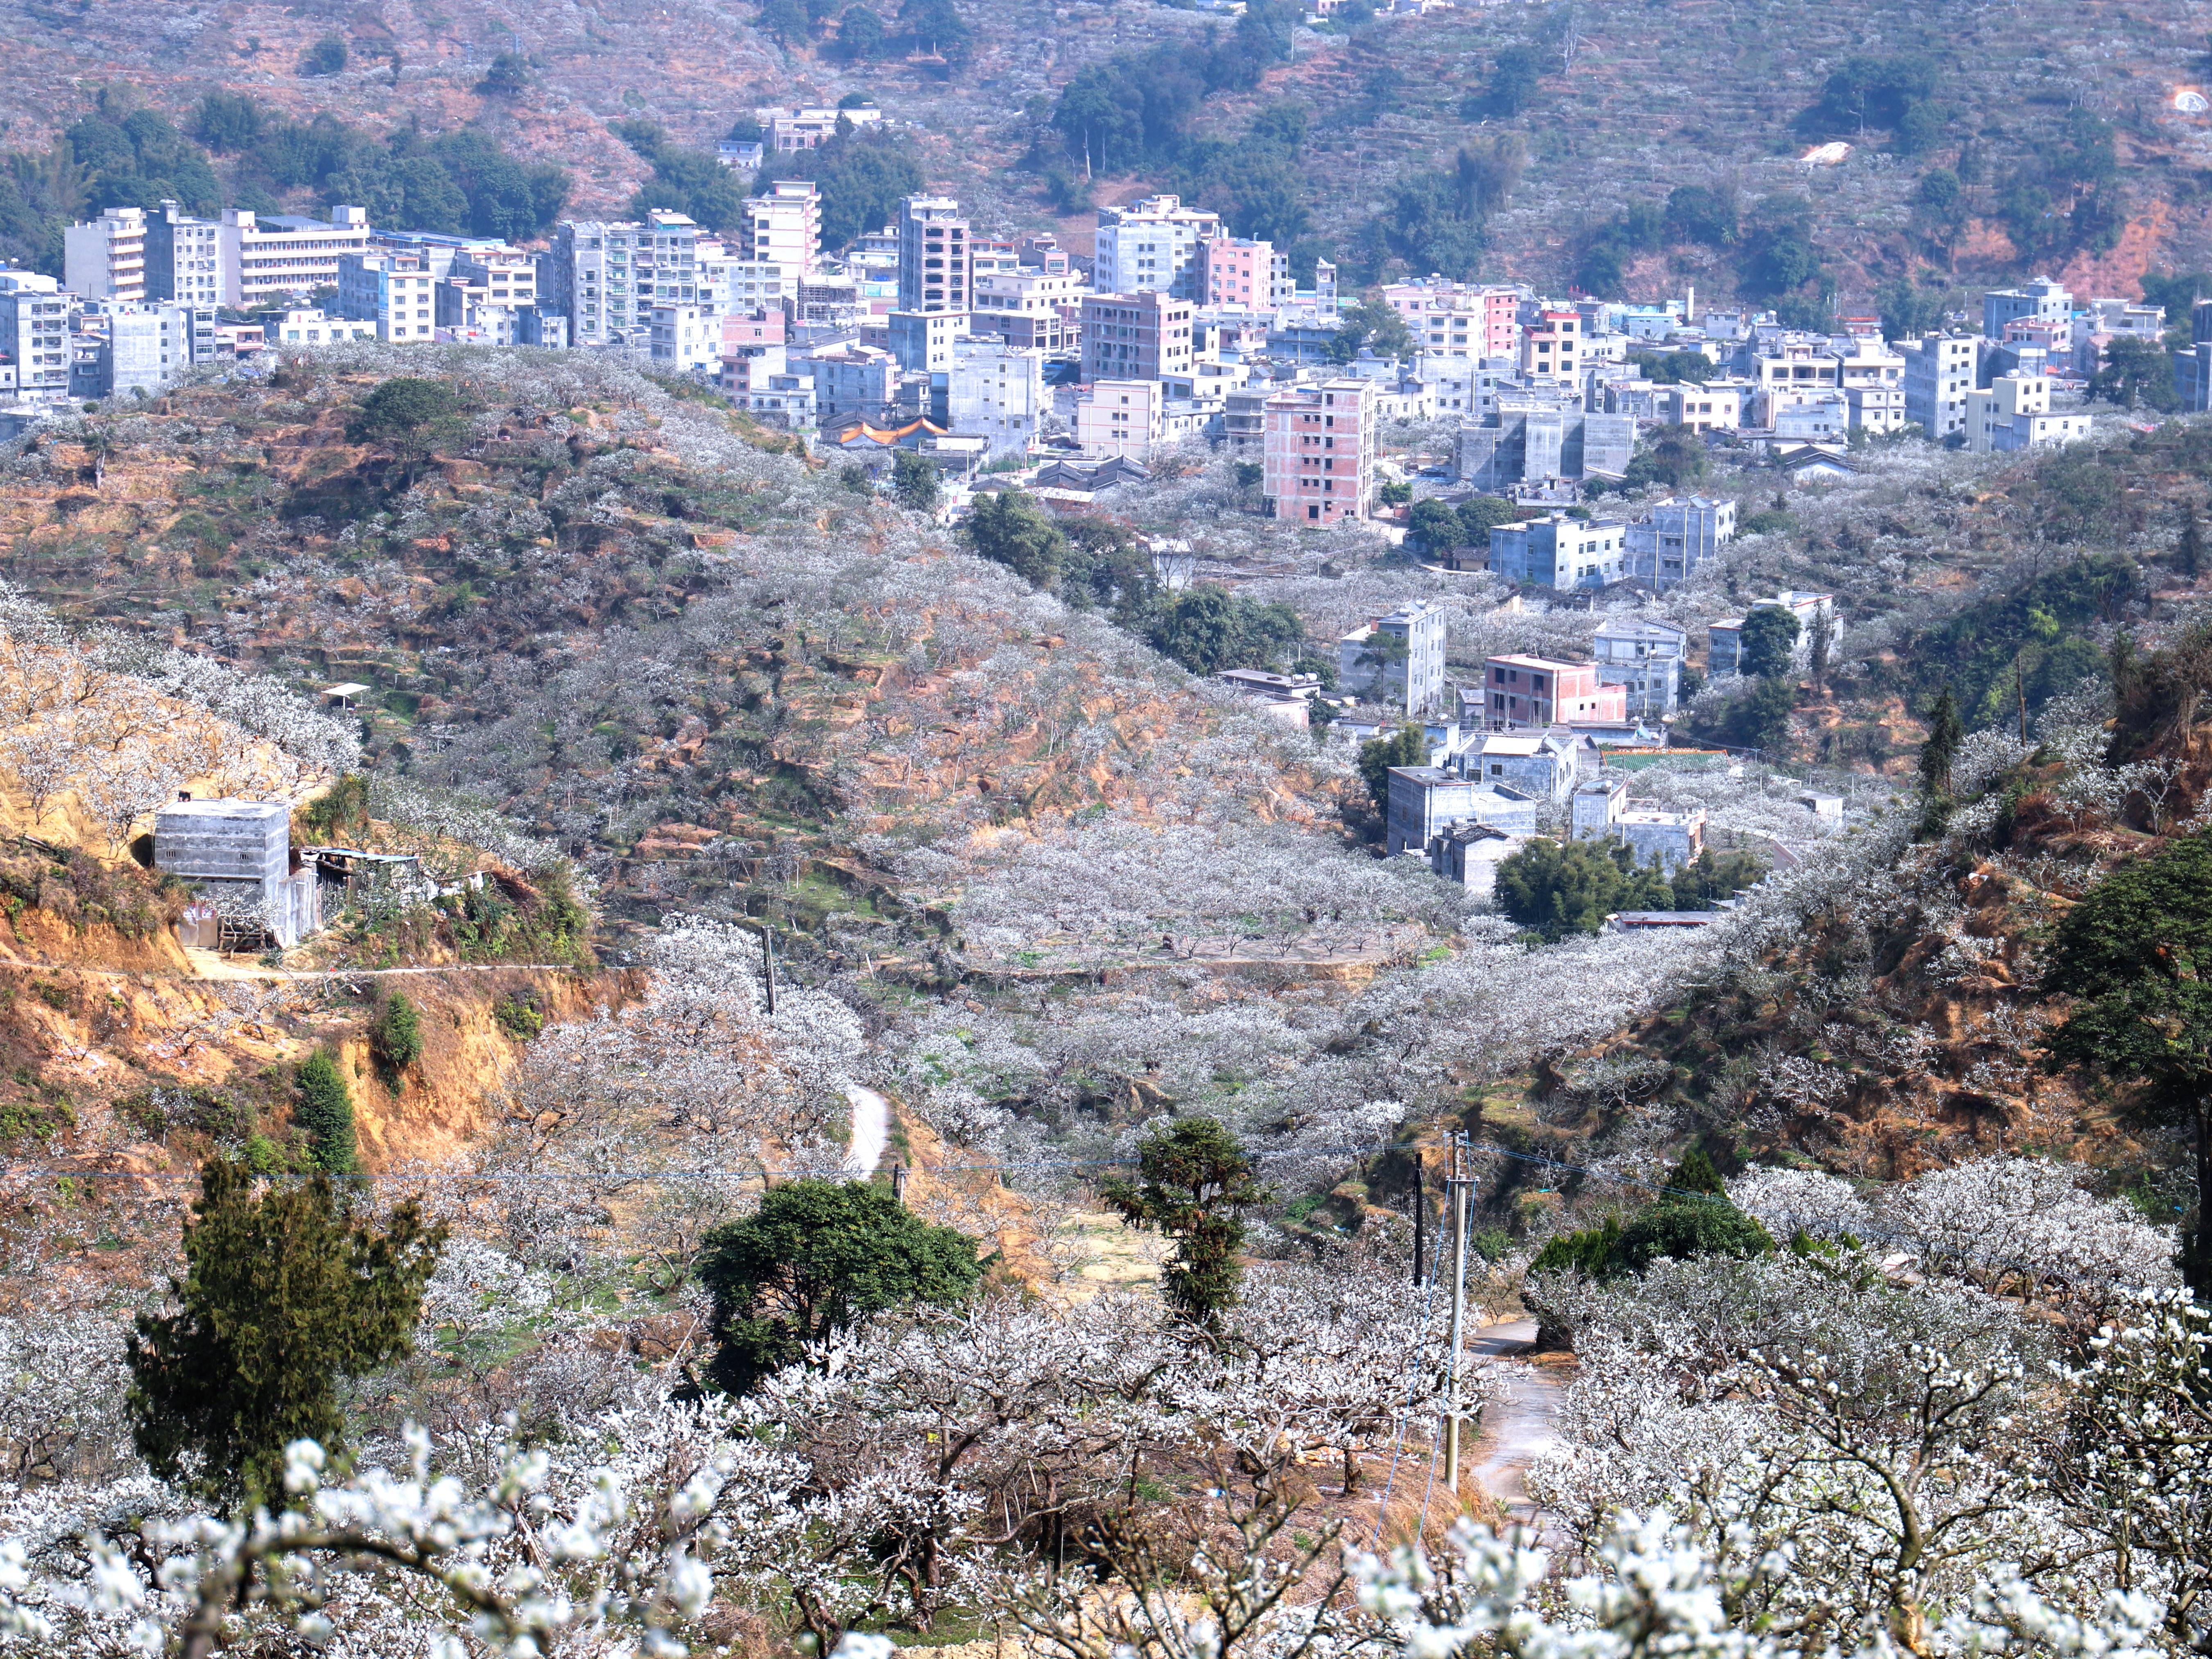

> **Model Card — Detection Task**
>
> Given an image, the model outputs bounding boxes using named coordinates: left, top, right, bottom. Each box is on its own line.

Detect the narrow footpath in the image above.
left=1467, top=1318, right=1568, bottom=1523
left=845, top=1085, right=889, bottom=1177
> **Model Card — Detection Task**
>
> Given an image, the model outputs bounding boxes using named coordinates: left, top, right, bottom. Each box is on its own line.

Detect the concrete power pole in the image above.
left=1443, top=1134, right=1474, bottom=1494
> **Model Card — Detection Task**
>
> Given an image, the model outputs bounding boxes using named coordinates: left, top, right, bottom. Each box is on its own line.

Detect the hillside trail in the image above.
left=845, top=1085, right=889, bottom=1177
left=1468, top=1318, right=1568, bottom=1525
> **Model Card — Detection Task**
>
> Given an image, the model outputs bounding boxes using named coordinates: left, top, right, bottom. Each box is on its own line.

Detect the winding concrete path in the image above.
left=845, top=1084, right=889, bottom=1177
left=1467, top=1319, right=1568, bottom=1521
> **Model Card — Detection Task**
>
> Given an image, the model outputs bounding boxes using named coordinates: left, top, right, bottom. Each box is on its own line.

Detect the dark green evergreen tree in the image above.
left=2044, top=831, right=2212, bottom=1294
left=698, top=1179, right=980, bottom=1392
left=1918, top=686, right=1963, bottom=797
left=127, top=1159, right=444, bottom=1506
left=294, top=1050, right=356, bottom=1173
left=1101, top=1118, right=1268, bottom=1330
left=1357, top=723, right=1429, bottom=813
left=371, top=992, right=423, bottom=1075
left=2177, top=504, right=2204, bottom=581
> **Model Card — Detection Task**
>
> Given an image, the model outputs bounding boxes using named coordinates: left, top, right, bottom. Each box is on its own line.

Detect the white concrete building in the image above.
left=1074, top=377, right=1164, bottom=461
left=545, top=213, right=702, bottom=346
left=219, top=206, right=372, bottom=308
left=948, top=337, right=1045, bottom=458
left=337, top=252, right=439, bottom=342
left=0, top=270, right=73, bottom=405
left=740, top=181, right=821, bottom=277
left=64, top=206, right=147, bottom=303
left=97, top=303, right=190, bottom=396
left=651, top=304, right=724, bottom=370
left=897, top=194, right=969, bottom=313
left=1966, top=371, right=2095, bottom=453
left=148, top=200, right=224, bottom=307
left=1901, top=333, right=1978, bottom=440
left=1093, top=194, right=1221, bottom=300
left=1339, top=600, right=1448, bottom=716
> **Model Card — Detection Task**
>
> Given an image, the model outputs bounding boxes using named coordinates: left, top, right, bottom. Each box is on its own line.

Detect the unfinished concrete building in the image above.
left=154, top=797, right=320, bottom=950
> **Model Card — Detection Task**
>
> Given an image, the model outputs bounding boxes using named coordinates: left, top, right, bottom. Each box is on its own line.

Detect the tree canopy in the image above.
left=127, top=1159, right=444, bottom=1505
left=698, top=1180, right=981, bottom=1392
left=1101, top=1118, right=1268, bottom=1328
left=1738, top=606, right=1803, bottom=681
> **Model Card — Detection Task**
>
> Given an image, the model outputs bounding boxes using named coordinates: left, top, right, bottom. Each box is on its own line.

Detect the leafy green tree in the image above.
left=294, top=1050, right=356, bottom=1173
left=475, top=51, right=531, bottom=95
left=1458, top=496, right=1522, bottom=542
left=2044, top=831, right=2212, bottom=1292
left=758, top=0, right=811, bottom=40
left=964, top=489, right=1067, bottom=587
left=127, top=1159, right=444, bottom=1505
left=1324, top=296, right=1415, bottom=364
left=1918, top=687, right=1963, bottom=797
left=698, top=1179, right=980, bottom=1392
left=2090, top=336, right=2180, bottom=412
left=1663, top=184, right=1737, bottom=247
left=370, top=992, right=423, bottom=1074
left=1145, top=586, right=1305, bottom=677
left=1908, top=169, right=1967, bottom=262
left=1495, top=835, right=1674, bottom=940
left=1617, top=423, right=1710, bottom=492
left=892, top=450, right=939, bottom=512
left=753, top=126, right=924, bottom=249
left=1669, top=846, right=1767, bottom=910
left=192, top=92, right=267, bottom=152
left=1629, top=350, right=1719, bottom=385
left=1611, top=1196, right=1774, bottom=1276
left=1357, top=723, right=1428, bottom=813
left=1101, top=1118, right=1268, bottom=1329
left=346, top=377, right=469, bottom=487
left=1479, top=43, right=1549, bottom=115
left=1738, top=606, right=1803, bottom=681
left=302, top=34, right=349, bottom=75
left=1407, top=498, right=1462, bottom=549
left=838, top=5, right=889, bottom=58
left=900, top=0, right=971, bottom=61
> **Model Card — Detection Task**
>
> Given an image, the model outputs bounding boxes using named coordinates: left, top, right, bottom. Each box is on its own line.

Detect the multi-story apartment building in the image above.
left=1748, top=336, right=1839, bottom=423
left=1092, top=195, right=1220, bottom=299
left=1337, top=600, right=1447, bottom=715
left=949, top=338, right=1046, bottom=458
left=1628, top=495, right=1736, bottom=590
left=887, top=308, right=965, bottom=372
left=219, top=206, right=371, bottom=308
left=1074, top=378, right=1165, bottom=462
left=147, top=200, right=224, bottom=308
left=369, top=230, right=510, bottom=278
left=1260, top=377, right=1376, bottom=526
left=1900, top=333, right=1977, bottom=440
left=1382, top=281, right=1520, bottom=360
left=1519, top=309, right=1581, bottom=380
left=650, top=305, right=725, bottom=370
left=1591, top=618, right=1689, bottom=715
left=254, top=309, right=380, bottom=347
left=1196, top=236, right=1288, bottom=308
left=740, top=181, right=820, bottom=277
left=970, top=267, right=1083, bottom=353
left=896, top=195, right=969, bottom=312
left=449, top=248, right=537, bottom=309
left=1965, top=371, right=2095, bottom=453
left=1983, top=275, right=2071, bottom=340
left=1655, top=378, right=1751, bottom=432
left=64, top=207, right=147, bottom=303
left=337, top=253, right=438, bottom=342
left=1480, top=654, right=1628, bottom=730
left=95, top=303, right=190, bottom=396
left=697, top=244, right=794, bottom=317
left=1488, top=514, right=1632, bottom=590
left=0, top=270, right=73, bottom=405
left=545, top=212, right=701, bottom=346
left=1079, top=291, right=1193, bottom=382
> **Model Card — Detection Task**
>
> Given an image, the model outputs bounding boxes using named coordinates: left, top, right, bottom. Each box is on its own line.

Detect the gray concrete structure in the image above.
left=154, top=797, right=319, bottom=949
left=1456, top=392, right=1636, bottom=489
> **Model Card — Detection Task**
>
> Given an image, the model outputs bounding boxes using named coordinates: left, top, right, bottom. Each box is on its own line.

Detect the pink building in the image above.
left=1197, top=236, right=1287, bottom=308
left=1262, top=378, right=1377, bottom=525
left=1481, top=654, right=1628, bottom=729
left=1380, top=281, right=1520, bottom=360
left=719, top=308, right=786, bottom=351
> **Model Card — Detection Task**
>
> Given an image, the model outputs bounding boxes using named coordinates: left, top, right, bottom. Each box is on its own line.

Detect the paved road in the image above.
left=1467, top=1319, right=1567, bottom=1521
left=846, top=1085, right=889, bottom=1177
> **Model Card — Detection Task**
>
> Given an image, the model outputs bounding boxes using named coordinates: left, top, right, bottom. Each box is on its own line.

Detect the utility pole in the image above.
left=763, top=925, right=778, bottom=1016
left=1412, top=1159, right=1425, bottom=1288
left=892, top=1162, right=908, bottom=1204
left=1443, top=1134, right=1474, bottom=1495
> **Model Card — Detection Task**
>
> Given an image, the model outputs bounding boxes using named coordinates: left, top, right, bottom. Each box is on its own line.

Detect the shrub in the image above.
left=294, top=1050, right=356, bottom=1173
left=370, top=992, right=423, bottom=1073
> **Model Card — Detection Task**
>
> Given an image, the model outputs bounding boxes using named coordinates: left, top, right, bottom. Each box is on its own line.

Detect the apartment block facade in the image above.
left=1481, top=654, right=1628, bottom=729
left=147, top=200, right=224, bottom=307
left=1079, top=291, right=1193, bottom=382
left=949, top=338, right=1046, bottom=458
left=546, top=212, right=701, bottom=346
left=337, top=253, right=439, bottom=342
left=0, top=271, right=73, bottom=405
left=1488, top=513, right=1631, bottom=589
left=1901, top=333, right=1978, bottom=439
left=219, top=206, right=372, bottom=308
left=970, top=267, right=1083, bottom=353
left=1261, top=377, right=1377, bottom=525
left=897, top=195, right=970, bottom=312
left=740, top=181, right=821, bottom=276
left=1338, top=600, right=1447, bottom=715
left=1196, top=236, right=1288, bottom=308
left=1092, top=195, right=1220, bottom=299
left=1380, top=281, right=1520, bottom=360
left=64, top=207, right=147, bottom=303
left=1074, top=378, right=1165, bottom=462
